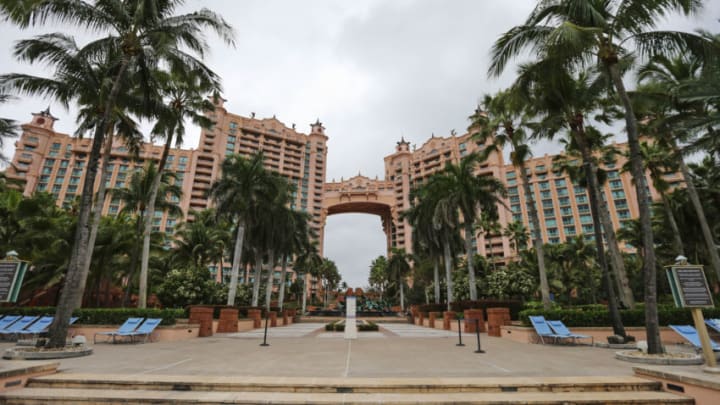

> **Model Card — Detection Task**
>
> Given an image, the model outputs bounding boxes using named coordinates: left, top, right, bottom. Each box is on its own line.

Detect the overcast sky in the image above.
left=1, top=1, right=718, bottom=287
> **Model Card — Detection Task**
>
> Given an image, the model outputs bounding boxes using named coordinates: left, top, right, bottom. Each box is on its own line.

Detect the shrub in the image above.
left=418, top=299, right=524, bottom=320
left=518, top=305, right=720, bottom=327
left=324, top=321, right=379, bottom=332
left=0, top=307, right=184, bottom=326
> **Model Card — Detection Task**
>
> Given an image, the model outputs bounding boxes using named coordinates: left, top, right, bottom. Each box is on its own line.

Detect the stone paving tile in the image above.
left=224, top=323, right=325, bottom=338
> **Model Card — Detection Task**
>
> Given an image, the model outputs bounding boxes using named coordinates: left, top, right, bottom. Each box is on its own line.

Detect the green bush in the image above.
left=418, top=299, right=524, bottom=320
left=324, top=321, right=379, bottom=332
left=0, top=307, right=184, bottom=326
left=519, top=305, right=720, bottom=327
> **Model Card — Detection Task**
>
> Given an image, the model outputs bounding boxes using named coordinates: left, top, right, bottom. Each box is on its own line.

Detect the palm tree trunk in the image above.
left=122, top=215, right=144, bottom=307
left=575, top=129, right=635, bottom=308
left=399, top=280, right=405, bottom=312
left=277, top=255, right=288, bottom=310
left=138, top=131, right=174, bottom=308
left=582, top=158, right=626, bottom=338
left=226, top=220, right=245, bottom=305
left=433, top=257, right=440, bottom=304
left=607, top=62, right=661, bottom=354
left=251, top=251, right=262, bottom=307
left=264, top=249, right=275, bottom=310
left=519, top=162, right=551, bottom=310
left=46, top=59, right=130, bottom=348
left=443, top=234, right=454, bottom=311
left=83, top=134, right=114, bottom=291
left=675, top=150, right=720, bottom=280
left=661, top=195, right=685, bottom=256
left=464, top=222, right=478, bottom=300
left=301, top=272, right=308, bottom=314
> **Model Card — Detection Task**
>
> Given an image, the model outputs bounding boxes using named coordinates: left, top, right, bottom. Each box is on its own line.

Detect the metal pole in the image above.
left=474, top=318, right=485, bottom=353
left=456, top=317, right=465, bottom=346
left=260, top=309, right=270, bottom=347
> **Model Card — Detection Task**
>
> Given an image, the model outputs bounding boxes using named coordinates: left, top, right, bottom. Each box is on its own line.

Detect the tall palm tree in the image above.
left=387, top=248, right=412, bottom=311
left=405, top=185, right=444, bottom=304
left=277, top=209, right=311, bottom=310
left=515, top=60, right=635, bottom=309
left=488, top=0, right=707, bottom=355
left=471, top=90, right=552, bottom=309
left=209, top=153, right=280, bottom=306
left=439, top=153, right=506, bottom=301
left=368, top=255, right=389, bottom=301
left=172, top=209, right=230, bottom=269
left=503, top=220, right=529, bottom=256
left=1, top=0, right=234, bottom=347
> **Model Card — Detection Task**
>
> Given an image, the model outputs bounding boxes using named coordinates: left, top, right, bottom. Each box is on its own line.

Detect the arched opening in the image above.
left=323, top=213, right=388, bottom=288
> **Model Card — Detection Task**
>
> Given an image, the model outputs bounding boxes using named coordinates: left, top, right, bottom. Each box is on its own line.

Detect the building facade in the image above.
left=5, top=101, right=678, bottom=287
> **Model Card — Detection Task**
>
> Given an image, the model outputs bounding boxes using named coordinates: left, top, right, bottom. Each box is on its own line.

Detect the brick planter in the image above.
left=487, top=307, right=511, bottom=337
left=248, top=309, right=262, bottom=329
left=443, top=311, right=454, bottom=330
left=216, top=308, right=239, bottom=333
left=429, top=312, right=437, bottom=328
left=282, top=310, right=289, bottom=326
left=418, top=312, right=424, bottom=326
left=269, top=311, right=277, bottom=327
left=188, top=306, right=214, bottom=337
left=463, top=309, right=485, bottom=333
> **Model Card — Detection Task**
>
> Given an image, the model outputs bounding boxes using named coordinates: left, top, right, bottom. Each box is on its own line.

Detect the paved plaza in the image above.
left=0, top=322, right=653, bottom=378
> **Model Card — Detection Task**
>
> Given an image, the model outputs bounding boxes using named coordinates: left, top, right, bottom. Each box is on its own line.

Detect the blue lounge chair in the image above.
left=528, top=315, right=567, bottom=344
left=125, top=318, right=162, bottom=343
left=17, top=316, right=79, bottom=339
left=547, top=320, right=594, bottom=345
left=0, top=316, right=39, bottom=339
left=705, top=319, right=720, bottom=334
left=669, top=325, right=720, bottom=351
left=94, top=317, right=144, bottom=343
left=0, top=315, right=20, bottom=332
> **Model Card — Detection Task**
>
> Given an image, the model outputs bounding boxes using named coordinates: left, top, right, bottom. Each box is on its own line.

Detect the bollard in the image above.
left=456, top=318, right=465, bottom=346
left=474, top=318, right=485, bottom=353
left=260, top=310, right=270, bottom=347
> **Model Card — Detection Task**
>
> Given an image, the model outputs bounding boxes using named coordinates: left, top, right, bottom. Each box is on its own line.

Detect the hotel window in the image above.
left=44, top=158, right=55, bottom=166
left=119, top=165, right=128, bottom=172
left=547, top=228, right=558, bottom=236
left=562, top=216, right=574, bottom=225
left=607, top=170, right=619, bottom=179
left=560, top=207, right=572, bottom=216
left=67, top=185, right=77, bottom=194
left=554, top=179, right=566, bottom=187
left=508, top=186, right=518, bottom=195
left=611, top=190, right=626, bottom=199
left=617, top=209, right=630, bottom=219
left=167, top=155, right=174, bottom=162
left=576, top=195, right=588, bottom=203
left=506, top=171, right=516, bottom=179
left=54, top=177, right=64, bottom=184
left=52, top=185, right=62, bottom=193
left=573, top=186, right=586, bottom=194
left=577, top=204, right=589, bottom=213
left=543, top=208, right=555, bottom=218
left=615, top=199, right=628, bottom=208
left=546, top=219, right=557, bottom=227
left=559, top=197, right=570, bottom=206
left=513, top=214, right=523, bottom=222
left=610, top=180, right=623, bottom=189
left=37, top=183, right=47, bottom=191
left=73, top=168, right=83, bottom=176
left=542, top=200, right=554, bottom=209
left=511, top=204, right=521, bottom=213
left=510, top=196, right=520, bottom=203
left=57, top=168, right=67, bottom=176
left=565, top=226, right=576, bottom=235
left=539, top=181, right=550, bottom=190
left=549, top=237, right=560, bottom=244
left=556, top=187, right=569, bottom=196
left=42, top=167, right=52, bottom=175
left=580, top=214, right=592, bottom=224
left=582, top=224, right=595, bottom=233
left=115, top=181, right=125, bottom=188
left=507, top=179, right=517, bottom=186
left=541, top=190, right=552, bottom=199
left=179, top=156, right=188, bottom=164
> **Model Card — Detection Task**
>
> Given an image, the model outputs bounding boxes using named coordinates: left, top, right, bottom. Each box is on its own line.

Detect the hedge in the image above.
left=418, top=299, right=524, bottom=320
left=0, top=307, right=184, bottom=326
left=519, top=305, right=720, bottom=327
left=325, top=321, right=379, bottom=332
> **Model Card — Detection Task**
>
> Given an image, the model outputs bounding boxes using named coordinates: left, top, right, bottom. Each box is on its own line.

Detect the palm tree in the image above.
left=471, top=90, right=552, bottom=309
left=137, top=68, right=219, bottom=308
left=439, top=153, right=506, bottom=300
left=488, top=0, right=707, bottom=355
left=368, top=255, right=389, bottom=301
left=277, top=209, right=311, bottom=310
left=1, top=0, right=234, bottom=347
left=405, top=185, right=444, bottom=304
left=318, top=258, right=340, bottom=309
left=515, top=60, right=635, bottom=309
left=0, top=93, right=18, bottom=161
left=172, top=209, right=230, bottom=269
left=387, top=248, right=412, bottom=311
left=209, top=153, right=280, bottom=306
left=503, top=220, right=529, bottom=256
left=294, top=241, right=322, bottom=314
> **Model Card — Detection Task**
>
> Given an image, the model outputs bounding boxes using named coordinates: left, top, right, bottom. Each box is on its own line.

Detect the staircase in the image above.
left=1, top=374, right=693, bottom=404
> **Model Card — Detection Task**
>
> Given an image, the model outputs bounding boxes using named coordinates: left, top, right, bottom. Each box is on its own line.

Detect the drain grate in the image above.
left=172, top=384, right=192, bottom=391
left=336, top=387, right=354, bottom=393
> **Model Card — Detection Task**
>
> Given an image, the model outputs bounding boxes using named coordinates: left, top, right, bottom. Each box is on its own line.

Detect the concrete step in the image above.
left=1, top=387, right=693, bottom=404
left=26, top=374, right=663, bottom=393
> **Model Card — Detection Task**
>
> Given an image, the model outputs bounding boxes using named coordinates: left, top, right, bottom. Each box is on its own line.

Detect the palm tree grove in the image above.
left=0, top=0, right=719, bottom=379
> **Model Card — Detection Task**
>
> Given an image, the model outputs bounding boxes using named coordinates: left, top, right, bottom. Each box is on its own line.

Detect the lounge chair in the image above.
left=547, top=320, right=594, bottom=345
left=0, top=315, right=20, bottom=332
left=16, top=316, right=79, bottom=338
left=125, top=318, right=162, bottom=343
left=705, top=319, right=720, bottom=334
left=528, top=315, right=568, bottom=344
left=93, top=317, right=144, bottom=343
left=0, top=316, right=39, bottom=339
left=669, top=324, right=720, bottom=351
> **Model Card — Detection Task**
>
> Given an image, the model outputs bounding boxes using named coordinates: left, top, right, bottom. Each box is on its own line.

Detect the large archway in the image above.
left=319, top=175, right=398, bottom=256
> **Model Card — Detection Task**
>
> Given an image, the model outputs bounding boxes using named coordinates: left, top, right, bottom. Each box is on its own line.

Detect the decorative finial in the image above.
left=272, top=114, right=276, bottom=119
left=431, top=132, right=435, bottom=138
left=251, top=112, right=256, bottom=118
left=451, top=129, right=457, bottom=136
left=292, top=123, right=296, bottom=129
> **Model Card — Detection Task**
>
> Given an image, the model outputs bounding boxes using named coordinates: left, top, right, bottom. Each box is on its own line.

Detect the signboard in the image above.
left=344, top=296, right=357, bottom=339
left=666, top=265, right=714, bottom=308
left=0, top=260, right=29, bottom=303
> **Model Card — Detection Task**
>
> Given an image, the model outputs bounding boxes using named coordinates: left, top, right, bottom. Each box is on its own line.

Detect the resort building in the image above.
left=5, top=100, right=678, bottom=285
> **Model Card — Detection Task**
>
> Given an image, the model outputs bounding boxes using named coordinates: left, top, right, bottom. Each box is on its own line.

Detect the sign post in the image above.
left=0, top=259, right=29, bottom=303
left=666, top=264, right=718, bottom=371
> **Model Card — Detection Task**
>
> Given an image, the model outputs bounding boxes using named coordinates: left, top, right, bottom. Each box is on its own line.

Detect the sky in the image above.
left=1, top=1, right=719, bottom=288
